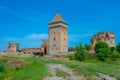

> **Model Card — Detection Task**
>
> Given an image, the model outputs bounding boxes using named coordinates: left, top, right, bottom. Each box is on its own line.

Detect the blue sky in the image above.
left=0, top=0, right=120, bottom=50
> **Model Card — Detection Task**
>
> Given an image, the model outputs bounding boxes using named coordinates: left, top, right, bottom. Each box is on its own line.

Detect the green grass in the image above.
left=8, top=62, right=47, bottom=80
left=55, top=69, right=70, bottom=77
left=39, top=57, right=120, bottom=79
left=0, top=55, right=120, bottom=80
left=0, top=56, right=48, bottom=80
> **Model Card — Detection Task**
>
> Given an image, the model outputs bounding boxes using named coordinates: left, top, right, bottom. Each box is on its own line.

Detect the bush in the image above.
left=96, top=48, right=110, bottom=62
left=110, top=52, right=120, bottom=61
left=84, top=44, right=91, bottom=51
left=110, top=47, right=116, bottom=53
left=116, top=43, right=120, bottom=53
left=95, top=42, right=111, bottom=61
left=0, top=62, right=6, bottom=73
left=69, top=54, right=76, bottom=60
left=110, top=52, right=120, bottom=58
left=95, top=42, right=109, bottom=53
left=75, top=44, right=86, bottom=61
left=97, top=52, right=106, bottom=61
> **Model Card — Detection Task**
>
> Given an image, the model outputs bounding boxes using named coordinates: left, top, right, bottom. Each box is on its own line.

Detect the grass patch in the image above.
left=8, top=61, right=48, bottom=80
left=0, top=56, right=48, bottom=80
left=39, top=57, right=120, bottom=79
left=55, top=69, right=70, bottom=77
left=0, top=55, right=120, bottom=80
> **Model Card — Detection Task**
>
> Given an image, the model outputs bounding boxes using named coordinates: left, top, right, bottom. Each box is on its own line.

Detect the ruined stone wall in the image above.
left=22, top=48, right=42, bottom=54
left=90, top=31, right=116, bottom=54
left=7, top=43, right=19, bottom=52
left=92, top=32, right=115, bottom=48
left=22, top=40, right=49, bottom=54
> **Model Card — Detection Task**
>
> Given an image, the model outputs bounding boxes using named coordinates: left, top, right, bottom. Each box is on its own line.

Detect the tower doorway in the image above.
left=44, top=47, right=47, bottom=55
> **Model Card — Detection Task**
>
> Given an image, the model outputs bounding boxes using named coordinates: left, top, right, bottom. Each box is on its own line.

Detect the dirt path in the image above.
left=43, top=64, right=85, bottom=80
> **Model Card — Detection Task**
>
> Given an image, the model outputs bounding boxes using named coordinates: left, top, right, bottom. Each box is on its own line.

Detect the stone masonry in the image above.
left=7, top=43, right=19, bottom=52
left=89, top=31, right=116, bottom=53
left=48, top=13, right=68, bottom=54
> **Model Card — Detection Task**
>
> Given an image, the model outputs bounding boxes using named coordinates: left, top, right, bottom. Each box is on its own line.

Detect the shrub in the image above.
left=95, top=42, right=111, bottom=61
left=110, top=47, right=116, bottom=53
left=84, top=44, right=91, bottom=51
left=69, top=54, right=76, bottom=60
left=110, top=52, right=120, bottom=58
left=75, top=44, right=86, bottom=61
left=95, top=42, right=109, bottom=53
left=110, top=52, right=120, bottom=61
left=116, top=43, right=120, bottom=53
left=0, top=62, right=6, bottom=73
left=96, top=48, right=110, bottom=62
left=97, top=52, right=106, bottom=61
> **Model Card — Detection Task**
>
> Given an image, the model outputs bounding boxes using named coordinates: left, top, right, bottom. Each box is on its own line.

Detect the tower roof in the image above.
left=50, top=13, right=66, bottom=23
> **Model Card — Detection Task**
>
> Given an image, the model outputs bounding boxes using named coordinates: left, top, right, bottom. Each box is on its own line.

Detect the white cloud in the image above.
left=24, top=33, right=48, bottom=39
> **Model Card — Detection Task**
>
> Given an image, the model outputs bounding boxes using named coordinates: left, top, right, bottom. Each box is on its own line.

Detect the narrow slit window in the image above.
left=54, top=38, right=56, bottom=41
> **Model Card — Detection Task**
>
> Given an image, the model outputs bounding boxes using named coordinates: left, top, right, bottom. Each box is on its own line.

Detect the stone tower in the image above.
left=7, top=43, right=19, bottom=52
left=48, top=13, right=68, bottom=54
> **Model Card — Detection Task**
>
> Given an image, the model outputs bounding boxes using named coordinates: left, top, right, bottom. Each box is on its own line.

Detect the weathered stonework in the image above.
left=48, top=13, right=68, bottom=54
left=41, top=40, right=49, bottom=54
left=89, top=31, right=116, bottom=53
left=22, top=40, right=48, bottom=54
left=8, top=13, right=68, bottom=55
left=7, top=43, right=19, bottom=52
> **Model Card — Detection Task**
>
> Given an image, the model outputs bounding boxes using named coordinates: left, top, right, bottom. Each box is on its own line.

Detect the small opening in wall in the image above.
left=54, top=44, right=56, bottom=47
left=54, top=38, right=56, bottom=41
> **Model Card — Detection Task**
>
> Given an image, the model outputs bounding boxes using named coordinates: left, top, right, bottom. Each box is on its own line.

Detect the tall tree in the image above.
left=84, top=44, right=91, bottom=51
left=75, top=44, right=86, bottom=61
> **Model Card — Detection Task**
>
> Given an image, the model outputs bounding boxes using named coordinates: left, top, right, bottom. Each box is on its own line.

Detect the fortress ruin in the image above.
left=7, top=43, right=19, bottom=52
left=89, top=31, right=116, bottom=53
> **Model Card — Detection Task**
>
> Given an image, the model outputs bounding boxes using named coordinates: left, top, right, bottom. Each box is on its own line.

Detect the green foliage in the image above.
left=0, top=62, right=6, bottom=73
left=0, top=62, right=6, bottom=80
left=95, top=42, right=111, bottom=61
left=61, top=54, right=76, bottom=60
left=84, top=44, right=91, bottom=51
left=75, top=44, right=86, bottom=61
left=69, top=54, right=76, bottom=60
left=110, top=52, right=120, bottom=58
left=95, top=42, right=109, bottom=53
left=110, top=52, right=120, bottom=61
left=96, top=48, right=111, bottom=61
left=110, top=47, right=116, bottom=53
left=116, top=43, right=120, bottom=53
